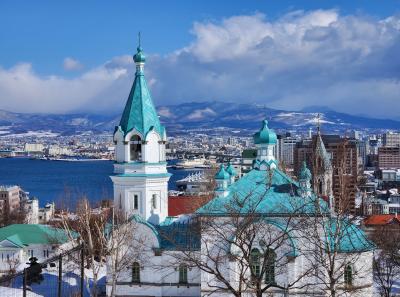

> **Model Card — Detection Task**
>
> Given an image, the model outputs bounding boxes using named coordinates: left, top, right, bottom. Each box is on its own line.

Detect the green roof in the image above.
left=215, top=164, right=230, bottom=180
left=196, top=165, right=373, bottom=253
left=326, top=218, right=375, bottom=252
left=118, top=46, right=165, bottom=139
left=0, top=224, right=71, bottom=247
left=198, top=167, right=327, bottom=216
left=253, top=120, right=277, bottom=145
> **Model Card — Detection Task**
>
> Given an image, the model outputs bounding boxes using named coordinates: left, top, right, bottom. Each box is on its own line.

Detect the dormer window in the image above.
left=130, top=135, right=142, bottom=161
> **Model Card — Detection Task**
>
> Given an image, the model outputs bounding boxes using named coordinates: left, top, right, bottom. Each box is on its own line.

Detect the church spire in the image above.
left=117, top=38, right=165, bottom=140
left=316, top=113, right=321, bottom=135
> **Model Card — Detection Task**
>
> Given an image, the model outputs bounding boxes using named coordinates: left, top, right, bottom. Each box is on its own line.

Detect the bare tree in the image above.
left=372, top=224, right=400, bottom=297
left=162, top=185, right=314, bottom=297
left=59, top=197, right=109, bottom=296
left=301, top=148, right=374, bottom=297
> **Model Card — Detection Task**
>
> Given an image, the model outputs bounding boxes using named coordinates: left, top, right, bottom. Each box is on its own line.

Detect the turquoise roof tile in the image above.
left=325, top=218, right=375, bottom=253
left=198, top=167, right=328, bottom=215
left=215, top=164, right=230, bottom=180
left=118, top=46, right=165, bottom=139
left=0, top=224, right=71, bottom=246
left=254, top=120, right=277, bottom=145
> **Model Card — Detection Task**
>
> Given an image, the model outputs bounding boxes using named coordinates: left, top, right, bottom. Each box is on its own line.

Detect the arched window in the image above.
left=132, top=262, right=140, bottom=283
left=265, top=249, right=276, bottom=284
left=250, top=248, right=261, bottom=278
left=179, top=264, right=188, bottom=284
left=344, top=264, right=352, bottom=286
left=130, top=135, right=142, bottom=161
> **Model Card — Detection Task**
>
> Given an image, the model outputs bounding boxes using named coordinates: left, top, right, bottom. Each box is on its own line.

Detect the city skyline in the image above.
left=1, top=1, right=400, bottom=119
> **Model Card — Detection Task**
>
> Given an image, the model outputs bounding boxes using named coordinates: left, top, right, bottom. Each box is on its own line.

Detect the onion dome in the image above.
left=133, top=46, right=146, bottom=63
left=253, top=120, right=277, bottom=145
left=299, top=161, right=312, bottom=181
left=226, top=162, right=237, bottom=177
left=215, top=164, right=230, bottom=180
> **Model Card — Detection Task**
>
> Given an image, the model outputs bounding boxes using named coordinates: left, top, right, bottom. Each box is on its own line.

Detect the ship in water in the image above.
left=173, top=156, right=213, bottom=169
left=174, top=171, right=213, bottom=195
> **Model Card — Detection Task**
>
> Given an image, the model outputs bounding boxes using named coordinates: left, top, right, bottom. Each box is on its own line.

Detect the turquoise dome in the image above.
left=133, top=46, right=146, bottom=63
left=215, top=164, right=230, bottom=180
left=253, top=120, right=277, bottom=145
left=226, top=162, right=237, bottom=177
left=299, top=161, right=312, bottom=181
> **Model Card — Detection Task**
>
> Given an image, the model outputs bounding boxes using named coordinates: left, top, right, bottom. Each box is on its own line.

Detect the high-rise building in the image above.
left=111, top=45, right=170, bottom=225
left=277, top=133, right=298, bottom=167
left=382, top=132, right=400, bottom=147
left=378, top=147, right=400, bottom=169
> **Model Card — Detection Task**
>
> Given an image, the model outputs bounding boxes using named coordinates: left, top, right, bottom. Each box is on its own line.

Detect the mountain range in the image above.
left=0, top=102, right=399, bottom=137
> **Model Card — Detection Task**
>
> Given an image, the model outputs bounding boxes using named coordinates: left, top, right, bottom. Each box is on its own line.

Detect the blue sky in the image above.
left=0, top=1, right=400, bottom=118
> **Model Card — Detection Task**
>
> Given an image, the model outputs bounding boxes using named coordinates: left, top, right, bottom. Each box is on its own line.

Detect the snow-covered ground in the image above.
left=0, top=259, right=106, bottom=297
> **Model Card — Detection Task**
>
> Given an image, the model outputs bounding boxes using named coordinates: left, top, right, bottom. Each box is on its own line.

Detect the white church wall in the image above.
left=106, top=222, right=201, bottom=297
left=144, top=131, right=161, bottom=163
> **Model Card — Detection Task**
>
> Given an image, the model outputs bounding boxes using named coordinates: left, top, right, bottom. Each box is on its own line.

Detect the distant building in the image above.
left=0, top=185, right=23, bottom=215
left=241, top=149, right=257, bottom=176
left=294, top=135, right=361, bottom=213
left=0, top=150, right=15, bottom=158
left=277, top=133, right=298, bottom=167
left=168, top=195, right=212, bottom=216
left=38, top=202, right=55, bottom=224
left=362, top=214, right=400, bottom=236
left=379, top=169, right=400, bottom=184
left=24, top=143, right=44, bottom=153
left=382, top=132, right=400, bottom=147
left=46, top=145, right=73, bottom=156
left=24, top=199, right=39, bottom=224
left=378, top=147, right=400, bottom=169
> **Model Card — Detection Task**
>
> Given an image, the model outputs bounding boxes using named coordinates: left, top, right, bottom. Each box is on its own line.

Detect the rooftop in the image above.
left=364, top=214, right=400, bottom=226
left=0, top=224, right=71, bottom=247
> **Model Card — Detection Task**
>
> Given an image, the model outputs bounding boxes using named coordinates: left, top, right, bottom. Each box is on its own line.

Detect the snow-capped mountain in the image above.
left=0, top=102, right=399, bottom=137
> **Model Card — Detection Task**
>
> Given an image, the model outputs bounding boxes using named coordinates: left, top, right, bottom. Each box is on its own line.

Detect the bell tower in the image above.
left=111, top=41, right=170, bottom=225
left=253, top=119, right=278, bottom=170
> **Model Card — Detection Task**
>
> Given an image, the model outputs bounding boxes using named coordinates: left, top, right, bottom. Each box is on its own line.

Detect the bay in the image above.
left=0, top=158, right=191, bottom=208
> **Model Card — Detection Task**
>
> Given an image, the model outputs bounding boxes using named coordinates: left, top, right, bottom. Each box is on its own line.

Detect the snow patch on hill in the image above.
left=186, top=108, right=217, bottom=120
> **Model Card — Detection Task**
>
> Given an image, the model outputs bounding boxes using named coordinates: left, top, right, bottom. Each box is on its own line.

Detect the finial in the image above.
left=133, top=32, right=146, bottom=65
left=316, top=113, right=321, bottom=134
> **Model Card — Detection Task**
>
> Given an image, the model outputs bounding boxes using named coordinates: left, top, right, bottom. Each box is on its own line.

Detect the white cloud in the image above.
left=0, top=10, right=399, bottom=119
left=63, top=57, right=84, bottom=71
left=0, top=60, right=130, bottom=113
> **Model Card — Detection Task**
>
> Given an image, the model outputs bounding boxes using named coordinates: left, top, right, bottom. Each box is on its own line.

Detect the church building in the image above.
left=107, top=44, right=374, bottom=297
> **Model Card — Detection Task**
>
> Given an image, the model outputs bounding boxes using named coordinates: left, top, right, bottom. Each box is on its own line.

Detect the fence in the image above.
left=0, top=245, right=97, bottom=297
